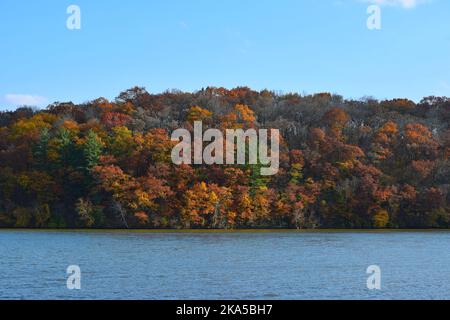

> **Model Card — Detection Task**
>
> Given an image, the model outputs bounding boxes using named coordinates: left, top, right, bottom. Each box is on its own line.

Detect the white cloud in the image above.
left=5, top=94, right=48, bottom=106
left=362, top=0, right=430, bottom=9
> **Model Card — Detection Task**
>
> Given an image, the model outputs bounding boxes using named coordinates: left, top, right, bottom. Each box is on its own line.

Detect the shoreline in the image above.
left=2, top=228, right=450, bottom=234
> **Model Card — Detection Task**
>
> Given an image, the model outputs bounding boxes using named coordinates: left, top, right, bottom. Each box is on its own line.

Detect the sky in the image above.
left=0, top=0, right=449, bottom=110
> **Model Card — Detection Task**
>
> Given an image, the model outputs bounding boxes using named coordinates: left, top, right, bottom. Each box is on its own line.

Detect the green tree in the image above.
left=83, top=130, right=103, bottom=169
left=33, top=128, right=50, bottom=170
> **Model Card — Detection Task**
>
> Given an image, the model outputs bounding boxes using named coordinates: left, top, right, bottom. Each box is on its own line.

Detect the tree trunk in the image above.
left=113, top=201, right=129, bottom=229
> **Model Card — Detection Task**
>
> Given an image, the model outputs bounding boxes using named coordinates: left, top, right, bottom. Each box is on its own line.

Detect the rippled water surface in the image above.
left=1, top=230, right=450, bottom=299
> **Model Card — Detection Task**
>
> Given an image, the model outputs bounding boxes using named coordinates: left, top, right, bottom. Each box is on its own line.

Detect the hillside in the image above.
left=0, top=87, right=449, bottom=229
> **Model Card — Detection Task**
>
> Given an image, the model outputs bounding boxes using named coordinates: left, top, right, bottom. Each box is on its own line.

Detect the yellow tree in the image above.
left=182, top=182, right=216, bottom=228
left=220, top=104, right=256, bottom=129
left=187, top=106, right=212, bottom=123
left=182, top=182, right=234, bottom=228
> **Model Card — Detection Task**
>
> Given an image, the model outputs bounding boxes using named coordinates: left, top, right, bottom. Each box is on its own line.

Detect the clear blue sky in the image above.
left=1, top=0, right=449, bottom=110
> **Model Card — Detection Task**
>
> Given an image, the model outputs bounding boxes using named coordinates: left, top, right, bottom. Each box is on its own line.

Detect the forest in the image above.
left=0, top=86, right=449, bottom=229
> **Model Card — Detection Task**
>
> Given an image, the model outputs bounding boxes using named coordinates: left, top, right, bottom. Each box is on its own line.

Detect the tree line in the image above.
left=0, top=86, right=448, bottom=229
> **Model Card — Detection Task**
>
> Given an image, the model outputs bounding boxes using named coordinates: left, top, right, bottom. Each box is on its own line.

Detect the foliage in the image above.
left=0, top=87, right=448, bottom=229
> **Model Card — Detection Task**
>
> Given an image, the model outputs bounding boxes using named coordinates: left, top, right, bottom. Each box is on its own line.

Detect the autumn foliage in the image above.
left=0, top=87, right=448, bottom=229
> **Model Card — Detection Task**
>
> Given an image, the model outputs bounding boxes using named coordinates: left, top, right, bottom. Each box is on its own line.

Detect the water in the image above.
left=0, top=230, right=450, bottom=300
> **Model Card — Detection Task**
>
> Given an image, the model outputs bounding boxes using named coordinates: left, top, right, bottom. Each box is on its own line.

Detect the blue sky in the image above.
left=0, top=0, right=449, bottom=110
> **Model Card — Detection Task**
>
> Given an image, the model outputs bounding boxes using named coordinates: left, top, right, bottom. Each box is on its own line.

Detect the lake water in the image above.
left=1, top=230, right=450, bottom=300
